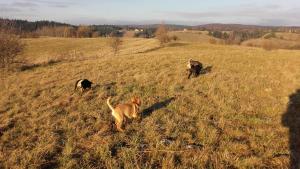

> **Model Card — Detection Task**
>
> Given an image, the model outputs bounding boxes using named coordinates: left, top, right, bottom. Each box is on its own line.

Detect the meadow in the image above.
left=1, top=35, right=300, bottom=168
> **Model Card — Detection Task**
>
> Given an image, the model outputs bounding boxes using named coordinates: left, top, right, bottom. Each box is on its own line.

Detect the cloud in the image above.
left=12, top=1, right=38, bottom=8
left=0, top=0, right=299, bottom=26
left=166, top=3, right=300, bottom=26
left=0, top=0, right=76, bottom=19
left=6, top=0, right=75, bottom=9
left=0, top=3, right=22, bottom=13
left=33, top=0, right=75, bottom=8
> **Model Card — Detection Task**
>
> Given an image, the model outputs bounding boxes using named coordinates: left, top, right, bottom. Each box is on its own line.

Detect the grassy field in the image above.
left=242, top=32, right=300, bottom=50
left=168, top=31, right=216, bottom=43
left=1, top=36, right=300, bottom=168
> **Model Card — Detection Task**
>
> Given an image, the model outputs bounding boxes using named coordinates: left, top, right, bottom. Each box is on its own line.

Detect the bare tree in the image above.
left=155, top=23, right=170, bottom=46
left=63, top=26, right=76, bottom=37
left=108, top=37, right=122, bottom=55
left=76, top=25, right=92, bottom=38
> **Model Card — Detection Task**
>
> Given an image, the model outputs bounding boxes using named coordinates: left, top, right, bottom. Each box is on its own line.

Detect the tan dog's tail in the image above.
left=107, top=97, right=114, bottom=112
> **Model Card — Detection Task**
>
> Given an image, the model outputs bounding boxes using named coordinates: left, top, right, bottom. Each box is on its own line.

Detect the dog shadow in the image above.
left=101, top=82, right=117, bottom=90
left=91, top=81, right=116, bottom=92
left=282, top=89, right=300, bottom=169
left=142, top=97, right=175, bottom=118
left=167, top=42, right=187, bottom=47
left=137, top=46, right=163, bottom=54
left=200, top=66, right=213, bottom=75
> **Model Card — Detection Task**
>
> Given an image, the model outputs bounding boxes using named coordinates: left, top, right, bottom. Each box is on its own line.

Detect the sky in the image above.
left=0, top=0, right=300, bottom=26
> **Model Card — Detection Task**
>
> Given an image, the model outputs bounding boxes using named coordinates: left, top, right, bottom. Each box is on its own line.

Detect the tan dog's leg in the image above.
left=113, top=112, right=124, bottom=132
left=115, top=120, right=124, bottom=132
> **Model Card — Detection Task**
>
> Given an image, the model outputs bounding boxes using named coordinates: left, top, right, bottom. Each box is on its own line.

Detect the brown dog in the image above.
left=107, top=96, right=141, bottom=132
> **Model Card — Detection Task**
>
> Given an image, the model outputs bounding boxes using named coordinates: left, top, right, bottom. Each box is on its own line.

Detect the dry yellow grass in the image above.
left=1, top=37, right=300, bottom=168
left=242, top=33, right=300, bottom=50
left=169, top=31, right=220, bottom=43
left=276, top=32, right=300, bottom=41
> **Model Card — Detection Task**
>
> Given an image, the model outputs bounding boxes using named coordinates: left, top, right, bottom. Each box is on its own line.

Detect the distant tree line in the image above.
left=208, top=30, right=266, bottom=44
left=0, top=18, right=163, bottom=39
left=92, top=25, right=123, bottom=37
left=0, top=18, right=125, bottom=38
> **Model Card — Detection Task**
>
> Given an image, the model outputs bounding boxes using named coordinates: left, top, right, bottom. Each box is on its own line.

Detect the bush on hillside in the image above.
left=155, top=24, right=171, bottom=46
left=209, top=38, right=217, bottom=44
left=77, top=25, right=92, bottom=38
left=108, top=37, right=122, bottom=55
left=171, top=35, right=179, bottom=41
left=134, top=28, right=156, bottom=38
left=0, top=31, right=24, bottom=68
left=262, top=41, right=276, bottom=51
left=263, top=32, right=276, bottom=39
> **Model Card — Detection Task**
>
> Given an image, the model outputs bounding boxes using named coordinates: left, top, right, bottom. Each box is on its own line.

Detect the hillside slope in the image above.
left=1, top=38, right=300, bottom=168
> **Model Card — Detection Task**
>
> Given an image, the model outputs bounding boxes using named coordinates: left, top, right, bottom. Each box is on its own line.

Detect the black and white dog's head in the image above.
left=74, top=79, right=93, bottom=92
left=187, top=59, right=203, bottom=69
left=187, top=59, right=203, bottom=79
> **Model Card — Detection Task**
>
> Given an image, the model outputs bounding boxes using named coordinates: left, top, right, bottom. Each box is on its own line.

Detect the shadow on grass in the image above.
left=142, top=97, right=175, bottom=118
left=138, top=46, right=163, bottom=54
left=137, top=42, right=187, bottom=54
left=200, top=66, right=213, bottom=75
left=18, top=59, right=62, bottom=71
left=166, top=42, right=187, bottom=47
left=186, top=66, right=213, bottom=79
left=110, top=141, right=129, bottom=157
left=282, top=89, right=300, bottom=169
left=93, top=82, right=117, bottom=91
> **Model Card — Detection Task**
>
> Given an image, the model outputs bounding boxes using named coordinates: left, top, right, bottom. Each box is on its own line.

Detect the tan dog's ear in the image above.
left=136, top=98, right=141, bottom=106
left=131, top=97, right=137, bottom=103
left=131, top=97, right=141, bottom=106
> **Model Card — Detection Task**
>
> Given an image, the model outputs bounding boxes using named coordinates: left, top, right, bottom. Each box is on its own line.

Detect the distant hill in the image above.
left=192, top=23, right=300, bottom=32
left=120, top=23, right=300, bottom=32
left=1, top=18, right=300, bottom=35
left=121, top=24, right=192, bottom=31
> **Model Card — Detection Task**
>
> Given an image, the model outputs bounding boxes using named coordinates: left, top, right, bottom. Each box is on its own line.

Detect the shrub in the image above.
left=263, top=32, right=276, bottom=39
left=77, top=25, right=92, bottom=38
left=209, top=38, right=217, bottom=44
left=171, top=35, right=179, bottom=41
left=245, top=42, right=254, bottom=47
left=108, top=37, right=122, bottom=55
left=290, top=44, right=300, bottom=50
left=134, top=28, right=156, bottom=38
left=0, top=31, right=24, bottom=68
left=155, top=24, right=170, bottom=46
left=262, top=41, right=275, bottom=51
left=92, top=32, right=100, bottom=38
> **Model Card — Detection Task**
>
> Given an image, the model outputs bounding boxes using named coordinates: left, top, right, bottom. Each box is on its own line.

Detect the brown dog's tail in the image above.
left=107, top=97, right=114, bottom=112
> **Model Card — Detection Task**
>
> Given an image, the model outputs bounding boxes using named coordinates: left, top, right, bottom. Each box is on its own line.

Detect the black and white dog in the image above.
left=187, top=59, right=203, bottom=79
left=74, top=79, right=93, bottom=92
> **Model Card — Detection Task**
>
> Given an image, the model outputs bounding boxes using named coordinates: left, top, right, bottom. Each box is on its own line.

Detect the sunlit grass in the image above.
left=1, top=37, right=300, bottom=168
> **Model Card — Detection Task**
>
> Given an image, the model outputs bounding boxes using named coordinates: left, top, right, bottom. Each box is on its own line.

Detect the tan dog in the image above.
left=107, top=96, right=141, bottom=132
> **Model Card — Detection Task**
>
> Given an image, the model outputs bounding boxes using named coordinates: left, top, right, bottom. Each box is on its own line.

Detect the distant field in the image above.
left=242, top=32, right=300, bottom=50
left=1, top=37, right=300, bottom=168
left=169, top=31, right=220, bottom=43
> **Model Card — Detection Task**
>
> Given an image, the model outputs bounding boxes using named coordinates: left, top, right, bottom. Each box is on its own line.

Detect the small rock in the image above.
left=185, top=143, right=203, bottom=150
left=160, top=138, right=174, bottom=146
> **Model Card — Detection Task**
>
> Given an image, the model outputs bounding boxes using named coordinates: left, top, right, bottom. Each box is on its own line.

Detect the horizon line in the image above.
left=2, top=17, right=300, bottom=28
